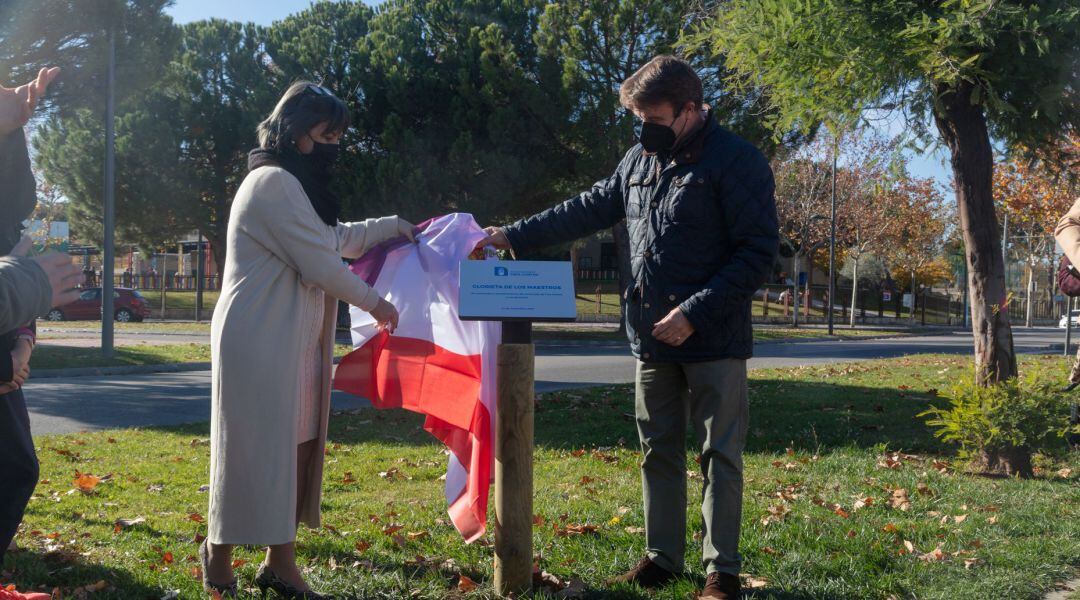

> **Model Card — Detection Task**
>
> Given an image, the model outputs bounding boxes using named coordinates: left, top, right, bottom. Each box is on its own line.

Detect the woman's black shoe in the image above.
left=254, top=563, right=334, bottom=599
left=198, top=539, right=238, bottom=598
left=1063, top=382, right=1080, bottom=392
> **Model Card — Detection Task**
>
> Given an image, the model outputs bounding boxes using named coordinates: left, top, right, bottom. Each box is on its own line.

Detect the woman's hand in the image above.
left=6, top=338, right=32, bottom=390
left=370, top=297, right=400, bottom=333
left=395, top=218, right=417, bottom=243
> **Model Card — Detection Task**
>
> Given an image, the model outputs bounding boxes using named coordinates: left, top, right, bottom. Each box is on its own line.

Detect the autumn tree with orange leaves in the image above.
left=837, top=134, right=908, bottom=326
left=885, top=178, right=949, bottom=322
left=995, top=149, right=1079, bottom=327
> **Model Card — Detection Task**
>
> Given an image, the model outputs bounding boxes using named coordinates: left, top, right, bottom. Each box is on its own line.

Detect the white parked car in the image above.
left=1059, top=310, right=1080, bottom=328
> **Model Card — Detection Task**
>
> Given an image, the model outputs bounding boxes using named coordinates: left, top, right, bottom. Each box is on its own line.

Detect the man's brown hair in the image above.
left=619, top=55, right=703, bottom=112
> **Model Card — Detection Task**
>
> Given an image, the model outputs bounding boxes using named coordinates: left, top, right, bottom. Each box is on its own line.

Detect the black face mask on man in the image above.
left=635, top=106, right=686, bottom=154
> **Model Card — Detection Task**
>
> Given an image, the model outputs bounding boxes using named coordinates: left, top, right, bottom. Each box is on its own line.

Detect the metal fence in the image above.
left=98, top=273, right=221, bottom=291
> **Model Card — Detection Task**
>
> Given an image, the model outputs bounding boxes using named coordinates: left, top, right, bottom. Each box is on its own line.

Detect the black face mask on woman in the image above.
left=635, top=107, right=685, bottom=154
left=307, top=141, right=340, bottom=173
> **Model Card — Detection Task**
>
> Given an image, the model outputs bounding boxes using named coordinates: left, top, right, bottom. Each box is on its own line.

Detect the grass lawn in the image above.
left=136, top=290, right=221, bottom=312
left=5, top=355, right=1079, bottom=599
left=29, top=344, right=354, bottom=370
left=37, top=321, right=213, bottom=335
left=574, top=293, right=832, bottom=319
left=754, top=327, right=917, bottom=342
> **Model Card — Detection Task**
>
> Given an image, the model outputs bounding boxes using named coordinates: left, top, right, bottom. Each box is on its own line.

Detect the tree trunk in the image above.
left=205, top=229, right=227, bottom=281
left=979, top=446, right=1033, bottom=478
left=792, top=253, right=801, bottom=327
left=612, top=221, right=633, bottom=336
left=933, top=81, right=1017, bottom=385
left=849, top=256, right=859, bottom=327
left=910, top=270, right=917, bottom=323
left=1025, top=262, right=1035, bottom=328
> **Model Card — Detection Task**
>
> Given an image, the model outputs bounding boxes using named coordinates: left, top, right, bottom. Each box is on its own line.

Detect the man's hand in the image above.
left=652, top=306, right=695, bottom=347
left=476, top=227, right=511, bottom=251
left=13, top=238, right=82, bottom=308
left=0, top=67, right=60, bottom=135
left=370, top=297, right=400, bottom=334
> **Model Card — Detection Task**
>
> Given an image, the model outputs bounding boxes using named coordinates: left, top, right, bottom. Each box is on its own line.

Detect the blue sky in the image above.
left=165, top=0, right=377, bottom=26
left=165, top=0, right=955, bottom=196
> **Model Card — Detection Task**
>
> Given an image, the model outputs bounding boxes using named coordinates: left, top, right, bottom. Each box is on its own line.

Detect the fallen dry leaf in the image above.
left=761, top=503, right=791, bottom=526
left=113, top=516, right=146, bottom=533
left=457, top=574, right=479, bottom=592
left=889, top=489, right=912, bottom=511
left=919, top=547, right=946, bottom=562
left=73, top=472, right=101, bottom=493
left=554, top=523, right=599, bottom=537
left=740, top=574, right=769, bottom=589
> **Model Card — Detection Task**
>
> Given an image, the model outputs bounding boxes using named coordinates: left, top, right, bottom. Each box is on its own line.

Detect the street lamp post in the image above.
left=101, top=24, right=116, bottom=358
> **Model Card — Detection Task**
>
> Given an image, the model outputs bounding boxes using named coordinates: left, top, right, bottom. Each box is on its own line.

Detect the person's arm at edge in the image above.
left=0, top=256, right=52, bottom=334
left=497, top=151, right=636, bottom=254
left=1054, top=197, right=1080, bottom=267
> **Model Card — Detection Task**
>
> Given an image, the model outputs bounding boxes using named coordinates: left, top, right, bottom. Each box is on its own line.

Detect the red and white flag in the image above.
left=333, top=213, right=500, bottom=542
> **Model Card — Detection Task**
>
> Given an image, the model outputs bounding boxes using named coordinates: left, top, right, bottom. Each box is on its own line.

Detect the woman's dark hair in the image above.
left=256, top=81, right=351, bottom=152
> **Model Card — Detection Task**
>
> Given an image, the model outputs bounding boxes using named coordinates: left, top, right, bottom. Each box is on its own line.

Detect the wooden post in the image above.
left=495, top=321, right=534, bottom=597
left=762, top=289, right=769, bottom=317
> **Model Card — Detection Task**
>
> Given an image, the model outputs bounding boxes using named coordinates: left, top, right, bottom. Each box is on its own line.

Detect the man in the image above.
left=479, top=55, right=778, bottom=599
left=0, top=67, right=79, bottom=600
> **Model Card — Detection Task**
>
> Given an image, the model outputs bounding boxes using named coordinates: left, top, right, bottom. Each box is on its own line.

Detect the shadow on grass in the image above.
left=533, top=377, right=946, bottom=455
left=138, top=373, right=948, bottom=456
left=289, top=536, right=827, bottom=600
left=3, top=548, right=164, bottom=599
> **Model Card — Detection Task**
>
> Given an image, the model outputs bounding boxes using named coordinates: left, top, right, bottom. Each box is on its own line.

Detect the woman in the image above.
left=1057, top=198, right=1080, bottom=390
left=202, top=82, right=414, bottom=599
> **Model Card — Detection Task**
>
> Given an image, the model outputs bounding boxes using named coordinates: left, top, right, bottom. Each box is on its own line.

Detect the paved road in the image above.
left=23, top=327, right=1070, bottom=435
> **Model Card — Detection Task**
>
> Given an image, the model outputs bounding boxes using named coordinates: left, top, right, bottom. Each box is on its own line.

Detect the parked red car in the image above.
left=45, top=287, right=152, bottom=322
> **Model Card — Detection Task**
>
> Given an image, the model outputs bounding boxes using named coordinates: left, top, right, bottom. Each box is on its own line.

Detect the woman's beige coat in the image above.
left=1055, top=197, right=1080, bottom=266
left=208, top=165, right=401, bottom=545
